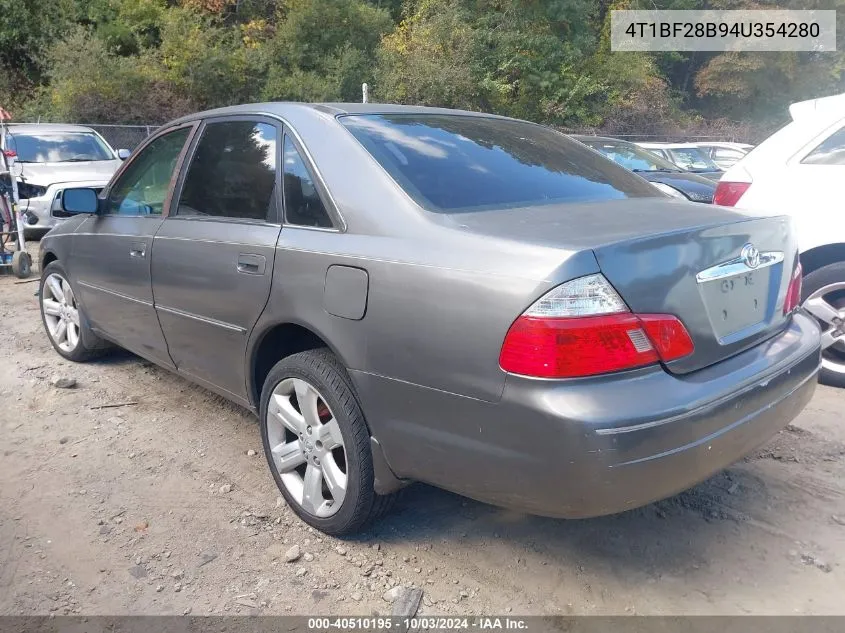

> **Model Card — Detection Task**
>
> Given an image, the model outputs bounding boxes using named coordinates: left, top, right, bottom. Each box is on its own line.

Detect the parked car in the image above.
left=716, top=92, right=845, bottom=386
left=573, top=135, right=716, bottom=202
left=39, top=103, right=819, bottom=535
left=637, top=142, right=725, bottom=181
left=694, top=142, right=755, bottom=170
left=0, top=124, right=129, bottom=236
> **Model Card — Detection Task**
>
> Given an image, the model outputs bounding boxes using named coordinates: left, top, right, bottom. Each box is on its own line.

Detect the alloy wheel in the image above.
left=803, top=281, right=845, bottom=374
left=266, top=377, right=348, bottom=517
left=41, top=273, right=81, bottom=353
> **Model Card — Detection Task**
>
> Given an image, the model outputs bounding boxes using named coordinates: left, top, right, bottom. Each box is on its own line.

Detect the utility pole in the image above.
left=362, top=83, right=369, bottom=104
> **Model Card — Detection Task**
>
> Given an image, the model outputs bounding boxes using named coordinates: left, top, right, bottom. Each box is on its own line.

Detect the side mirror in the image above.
left=117, top=148, right=131, bottom=160
left=62, top=188, right=99, bottom=214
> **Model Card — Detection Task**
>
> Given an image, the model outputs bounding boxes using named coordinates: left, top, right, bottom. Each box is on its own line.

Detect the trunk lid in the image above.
left=448, top=198, right=797, bottom=374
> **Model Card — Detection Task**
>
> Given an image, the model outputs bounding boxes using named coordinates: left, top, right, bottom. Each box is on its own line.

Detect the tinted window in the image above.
left=10, top=132, right=113, bottom=163
left=107, top=128, right=189, bottom=216
left=341, top=115, right=655, bottom=213
left=178, top=121, right=277, bottom=221
left=283, top=135, right=333, bottom=227
left=802, top=126, right=845, bottom=165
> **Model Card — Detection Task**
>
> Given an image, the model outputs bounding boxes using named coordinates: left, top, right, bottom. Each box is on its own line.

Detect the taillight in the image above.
left=500, top=274, right=694, bottom=378
left=783, top=262, right=803, bottom=315
left=713, top=181, right=750, bottom=206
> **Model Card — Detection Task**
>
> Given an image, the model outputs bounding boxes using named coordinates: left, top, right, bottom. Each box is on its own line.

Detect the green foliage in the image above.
left=0, top=0, right=842, bottom=135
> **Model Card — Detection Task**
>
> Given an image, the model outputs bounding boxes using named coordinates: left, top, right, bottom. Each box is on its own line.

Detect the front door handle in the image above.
left=130, top=242, right=146, bottom=258
left=237, top=253, right=266, bottom=275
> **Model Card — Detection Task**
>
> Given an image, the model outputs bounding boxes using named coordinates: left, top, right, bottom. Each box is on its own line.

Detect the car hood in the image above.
left=639, top=171, right=716, bottom=202
left=15, top=160, right=122, bottom=186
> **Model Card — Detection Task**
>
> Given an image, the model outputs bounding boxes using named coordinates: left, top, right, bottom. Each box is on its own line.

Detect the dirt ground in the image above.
left=2, top=261, right=845, bottom=617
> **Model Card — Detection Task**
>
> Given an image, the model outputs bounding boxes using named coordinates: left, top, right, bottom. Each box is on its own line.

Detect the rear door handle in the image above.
left=130, top=242, right=146, bottom=258
left=237, top=253, right=266, bottom=275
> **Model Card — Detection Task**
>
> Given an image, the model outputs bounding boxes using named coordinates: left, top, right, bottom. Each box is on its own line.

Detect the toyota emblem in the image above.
left=741, top=243, right=760, bottom=269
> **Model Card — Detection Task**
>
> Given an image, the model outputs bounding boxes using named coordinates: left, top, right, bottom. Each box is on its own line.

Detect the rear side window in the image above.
left=177, top=121, right=277, bottom=221
left=282, top=135, right=333, bottom=228
left=340, top=114, right=655, bottom=212
left=802, top=125, right=845, bottom=165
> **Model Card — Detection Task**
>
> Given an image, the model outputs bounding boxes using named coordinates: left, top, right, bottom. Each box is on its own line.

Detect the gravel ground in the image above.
left=2, top=263, right=845, bottom=616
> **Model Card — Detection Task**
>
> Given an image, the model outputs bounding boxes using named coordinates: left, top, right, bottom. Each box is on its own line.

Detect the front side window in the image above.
left=282, top=135, right=333, bottom=228
left=177, top=121, right=278, bottom=221
left=802, top=126, right=845, bottom=166
left=8, top=132, right=114, bottom=163
left=341, top=114, right=655, bottom=213
left=107, top=127, right=190, bottom=216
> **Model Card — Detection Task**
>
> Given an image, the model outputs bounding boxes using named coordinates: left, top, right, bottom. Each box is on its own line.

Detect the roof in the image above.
left=3, top=123, right=100, bottom=135
left=789, top=92, right=845, bottom=123
left=164, top=102, right=512, bottom=128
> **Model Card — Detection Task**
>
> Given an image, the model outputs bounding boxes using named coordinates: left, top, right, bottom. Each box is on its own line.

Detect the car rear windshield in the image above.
left=8, top=132, right=113, bottom=163
left=340, top=114, right=656, bottom=212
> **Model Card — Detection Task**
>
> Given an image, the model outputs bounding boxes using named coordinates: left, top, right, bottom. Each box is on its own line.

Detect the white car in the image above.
left=716, top=92, right=845, bottom=386
left=0, top=124, right=129, bottom=236
left=636, top=142, right=725, bottom=181
left=694, top=142, right=754, bottom=170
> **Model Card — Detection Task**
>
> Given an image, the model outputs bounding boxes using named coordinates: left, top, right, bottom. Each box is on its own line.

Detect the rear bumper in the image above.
left=356, top=311, right=821, bottom=517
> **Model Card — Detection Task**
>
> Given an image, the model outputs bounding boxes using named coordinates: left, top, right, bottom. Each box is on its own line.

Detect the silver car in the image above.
left=38, top=103, right=821, bottom=535
left=1, top=124, right=129, bottom=236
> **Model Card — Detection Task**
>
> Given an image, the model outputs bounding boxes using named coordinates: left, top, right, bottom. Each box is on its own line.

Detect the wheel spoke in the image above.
left=43, top=299, right=62, bottom=317
left=821, top=328, right=844, bottom=351
left=271, top=440, right=306, bottom=473
left=321, top=454, right=347, bottom=501
left=301, top=463, right=324, bottom=514
left=61, top=279, right=74, bottom=305
left=294, top=379, right=321, bottom=428
left=67, top=323, right=80, bottom=349
left=316, top=418, right=343, bottom=451
left=47, top=276, right=63, bottom=302
left=805, top=297, right=842, bottom=326
left=54, top=320, right=67, bottom=345
left=67, top=307, right=80, bottom=327
left=270, top=393, right=306, bottom=435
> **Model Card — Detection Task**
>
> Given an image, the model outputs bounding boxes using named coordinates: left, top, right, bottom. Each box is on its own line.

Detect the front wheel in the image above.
left=802, top=261, right=845, bottom=388
left=259, top=349, right=396, bottom=535
left=39, top=261, right=108, bottom=362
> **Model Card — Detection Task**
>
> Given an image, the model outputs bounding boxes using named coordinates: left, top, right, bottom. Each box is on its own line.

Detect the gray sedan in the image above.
left=38, top=103, right=821, bottom=535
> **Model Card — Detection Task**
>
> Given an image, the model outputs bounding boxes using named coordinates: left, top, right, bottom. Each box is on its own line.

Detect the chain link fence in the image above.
left=10, top=122, right=755, bottom=150
left=84, top=124, right=158, bottom=151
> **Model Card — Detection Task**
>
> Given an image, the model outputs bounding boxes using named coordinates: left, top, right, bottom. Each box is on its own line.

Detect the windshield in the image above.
left=666, top=147, right=720, bottom=172
left=8, top=132, right=114, bottom=163
left=341, top=114, right=656, bottom=212
left=580, top=139, right=680, bottom=172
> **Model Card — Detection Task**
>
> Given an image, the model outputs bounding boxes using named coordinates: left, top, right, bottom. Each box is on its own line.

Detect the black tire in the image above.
left=802, top=261, right=845, bottom=388
left=259, top=348, right=396, bottom=535
left=11, top=251, right=31, bottom=279
left=39, top=260, right=109, bottom=362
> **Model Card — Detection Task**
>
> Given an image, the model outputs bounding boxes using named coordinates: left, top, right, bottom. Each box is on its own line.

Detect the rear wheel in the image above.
left=802, top=261, right=845, bottom=387
left=259, top=348, right=396, bottom=535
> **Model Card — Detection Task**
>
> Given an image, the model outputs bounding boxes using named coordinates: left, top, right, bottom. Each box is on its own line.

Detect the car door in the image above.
left=71, top=123, right=196, bottom=367
left=150, top=117, right=282, bottom=402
